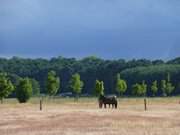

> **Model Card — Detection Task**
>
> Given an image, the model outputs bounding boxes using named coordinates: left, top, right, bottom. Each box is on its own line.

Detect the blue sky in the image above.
left=0, top=0, right=180, bottom=59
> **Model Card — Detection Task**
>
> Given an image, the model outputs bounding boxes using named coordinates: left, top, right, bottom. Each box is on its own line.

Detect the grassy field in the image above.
left=0, top=97, right=180, bottom=135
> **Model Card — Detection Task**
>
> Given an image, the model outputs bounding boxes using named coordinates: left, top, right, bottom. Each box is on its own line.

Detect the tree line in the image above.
left=0, top=56, right=180, bottom=102
left=0, top=70, right=176, bottom=103
left=0, top=71, right=83, bottom=103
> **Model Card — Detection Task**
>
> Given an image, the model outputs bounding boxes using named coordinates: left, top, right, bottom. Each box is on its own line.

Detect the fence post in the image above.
left=144, top=98, right=147, bottom=111
left=40, top=99, right=42, bottom=111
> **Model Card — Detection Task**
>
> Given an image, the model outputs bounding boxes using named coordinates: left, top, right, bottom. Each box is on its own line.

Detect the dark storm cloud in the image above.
left=0, top=0, right=180, bottom=59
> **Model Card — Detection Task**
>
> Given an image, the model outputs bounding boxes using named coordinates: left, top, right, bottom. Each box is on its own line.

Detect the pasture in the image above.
left=0, top=97, right=180, bottom=135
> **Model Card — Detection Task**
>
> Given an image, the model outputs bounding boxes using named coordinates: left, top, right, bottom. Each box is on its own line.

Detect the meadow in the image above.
left=0, top=97, right=180, bottom=135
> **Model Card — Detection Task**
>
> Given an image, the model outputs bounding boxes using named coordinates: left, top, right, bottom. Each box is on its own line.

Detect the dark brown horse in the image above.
left=98, top=94, right=118, bottom=109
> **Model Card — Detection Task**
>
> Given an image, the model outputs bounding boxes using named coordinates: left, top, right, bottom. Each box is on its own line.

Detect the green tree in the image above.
left=94, top=80, right=104, bottom=96
left=116, top=73, right=127, bottom=96
left=30, top=79, right=40, bottom=96
left=16, top=78, right=33, bottom=103
left=94, top=80, right=100, bottom=96
left=165, top=73, right=175, bottom=96
left=161, top=80, right=167, bottom=96
left=151, top=80, right=158, bottom=96
left=132, top=81, right=147, bottom=97
left=46, top=71, right=60, bottom=96
left=132, top=83, right=142, bottom=96
left=166, top=82, right=175, bottom=96
left=99, top=81, right=104, bottom=95
left=141, top=81, right=147, bottom=96
left=161, top=73, right=175, bottom=96
left=69, top=73, right=84, bottom=101
left=0, top=73, right=14, bottom=104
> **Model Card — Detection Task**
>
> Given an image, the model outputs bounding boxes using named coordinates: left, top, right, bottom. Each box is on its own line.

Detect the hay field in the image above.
left=0, top=97, right=180, bottom=135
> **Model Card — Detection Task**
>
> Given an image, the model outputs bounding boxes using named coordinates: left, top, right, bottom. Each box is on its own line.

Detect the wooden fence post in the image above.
left=144, top=98, right=147, bottom=111
left=40, top=99, right=42, bottom=111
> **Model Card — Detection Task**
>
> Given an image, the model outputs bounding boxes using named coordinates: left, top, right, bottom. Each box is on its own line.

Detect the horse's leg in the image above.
left=104, top=104, right=106, bottom=108
left=99, top=102, right=102, bottom=108
left=115, top=103, right=117, bottom=109
left=112, top=104, right=114, bottom=109
left=109, top=104, right=110, bottom=108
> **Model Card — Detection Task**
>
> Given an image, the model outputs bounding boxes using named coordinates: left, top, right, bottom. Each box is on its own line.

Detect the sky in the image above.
left=0, top=0, right=180, bottom=60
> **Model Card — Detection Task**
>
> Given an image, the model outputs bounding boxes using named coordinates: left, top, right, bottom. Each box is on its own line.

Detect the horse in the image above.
left=98, top=94, right=118, bottom=109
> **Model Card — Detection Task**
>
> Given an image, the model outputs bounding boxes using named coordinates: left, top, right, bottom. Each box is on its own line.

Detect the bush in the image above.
left=16, top=78, right=32, bottom=103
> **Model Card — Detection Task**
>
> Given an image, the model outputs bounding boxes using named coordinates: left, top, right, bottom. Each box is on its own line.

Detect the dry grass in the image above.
left=0, top=97, right=180, bottom=135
